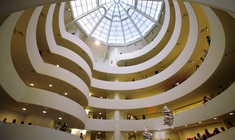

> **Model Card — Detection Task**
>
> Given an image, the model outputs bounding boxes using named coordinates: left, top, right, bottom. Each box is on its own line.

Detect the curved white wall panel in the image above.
left=89, top=5, right=225, bottom=109
left=23, top=6, right=89, bottom=105
left=207, top=127, right=235, bottom=140
left=91, top=1, right=195, bottom=91
left=93, top=0, right=181, bottom=74
left=115, top=0, right=170, bottom=63
left=0, top=11, right=86, bottom=128
left=0, top=11, right=26, bottom=101
left=0, top=0, right=234, bottom=138
left=57, top=3, right=95, bottom=67
left=44, top=5, right=90, bottom=100
left=86, top=83, right=235, bottom=131
left=0, top=122, right=82, bottom=140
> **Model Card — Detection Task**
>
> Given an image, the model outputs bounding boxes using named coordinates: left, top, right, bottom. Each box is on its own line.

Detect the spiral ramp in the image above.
left=0, top=0, right=235, bottom=140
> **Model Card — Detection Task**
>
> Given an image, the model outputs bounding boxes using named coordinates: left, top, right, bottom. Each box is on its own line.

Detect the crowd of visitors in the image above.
left=1, top=117, right=69, bottom=132
left=55, top=121, right=68, bottom=132
left=193, top=127, right=226, bottom=140
left=2, top=117, right=32, bottom=125
left=127, top=114, right=147, bottom=120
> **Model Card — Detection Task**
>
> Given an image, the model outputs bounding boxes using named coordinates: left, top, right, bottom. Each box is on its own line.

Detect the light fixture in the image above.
left=81, top=129, right=87, bottom=135
left=56, top=64, right=60, bottom=67
left=42, top=110, right=47, bottom=114
left=59, top=117, right=62, bottom=120
left=229, top=112, right=234, bottom=115
left=214, top=117, right=217, bottom=120
left=64, top=92, right=68, bottom=95
left=85, top=109, right=90, bottom=115
left=22, top=108, right=26, bottom=111
left=49, top=84, right=53, bottom=87
left=199, top=121, right=202, bottom=124
left=95, top=40, right=100, bottom=45
left=30, top=83, right=34, bottom=86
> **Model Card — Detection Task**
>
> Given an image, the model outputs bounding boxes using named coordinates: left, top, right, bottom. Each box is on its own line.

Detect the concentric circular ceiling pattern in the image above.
left=70, top=0, right=163, bottom=46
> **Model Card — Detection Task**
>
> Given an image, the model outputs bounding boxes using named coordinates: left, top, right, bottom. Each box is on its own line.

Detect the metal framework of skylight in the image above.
left=70, top=0, right=164, bottom=46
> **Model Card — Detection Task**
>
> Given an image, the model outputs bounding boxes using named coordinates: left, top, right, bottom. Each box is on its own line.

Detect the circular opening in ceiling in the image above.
left=70, top=0, right=164, bottom=46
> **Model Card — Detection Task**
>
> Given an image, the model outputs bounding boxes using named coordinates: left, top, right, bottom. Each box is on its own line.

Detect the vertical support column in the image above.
left=114, top=92, right=120, bottom=140
left=114, top=121, right=121, bottom=140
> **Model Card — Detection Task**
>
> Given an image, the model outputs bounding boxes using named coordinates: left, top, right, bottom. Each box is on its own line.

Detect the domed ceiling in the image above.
left=70, top=0, right=163, bottom=46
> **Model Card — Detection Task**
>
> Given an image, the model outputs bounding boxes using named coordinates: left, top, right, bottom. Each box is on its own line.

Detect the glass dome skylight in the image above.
left=70, top=0, right=163, bottom=46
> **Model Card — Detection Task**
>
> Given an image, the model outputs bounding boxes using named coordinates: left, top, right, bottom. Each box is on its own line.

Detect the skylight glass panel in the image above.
left=130, top=9, right=155, bottom=36
left=119, top=1, right=128, bottom=9
left=99, top=0, right=105, bottom=5
left=70, top=0, right=164, bottom=46
left=108, top=17, right=124, bottom=44
left=92, top=18, right=111, bottom=43
left=119, top=7, right=128, bottom=20
left=70, top=0, right=97, bottom=18
left=77, top=9, right=103, bottom=34
left=122, top=19, right=140, bottom=44
left=137, top=1, right=163, bottom=21
left=106, top=4, right=115, bottom=19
